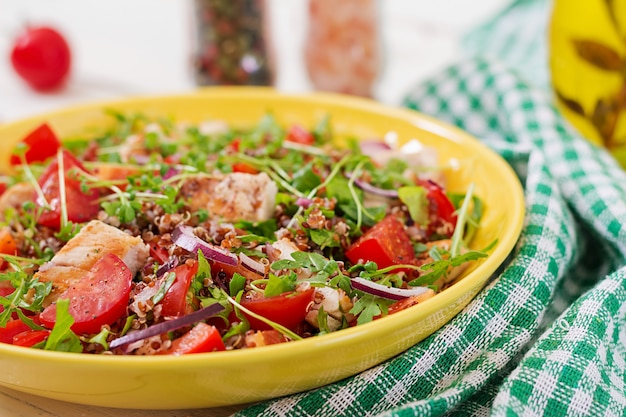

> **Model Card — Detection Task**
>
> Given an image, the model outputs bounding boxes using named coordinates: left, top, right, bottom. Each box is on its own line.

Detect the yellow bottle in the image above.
left=549, top=0, right=626, bottom=165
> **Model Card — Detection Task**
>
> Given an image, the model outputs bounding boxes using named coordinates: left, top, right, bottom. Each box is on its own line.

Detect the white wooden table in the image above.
left=0, top=0, right=508, bottom=415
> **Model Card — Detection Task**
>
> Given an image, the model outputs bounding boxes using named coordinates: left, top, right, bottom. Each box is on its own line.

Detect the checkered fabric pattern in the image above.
left=236, top=1, right=626, bottom=416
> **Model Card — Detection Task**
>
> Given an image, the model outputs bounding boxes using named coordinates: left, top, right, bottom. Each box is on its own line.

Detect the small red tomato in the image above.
left=39, top=254, right=133, bottom=335
left=10, top=26, right=71, bottom=91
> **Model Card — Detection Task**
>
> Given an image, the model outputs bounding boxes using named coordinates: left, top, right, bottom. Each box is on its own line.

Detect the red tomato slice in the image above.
left=241, top=288, right=316, bottom=331
left=164, top=322, right=225, bottom=355
left=286, top=125, right=315, bottom=145
left=345, top=215, right=416, bottom=269
left=39, top=253, right=133, bottom=335
left=213, top=261, right=265, bottom=282
left=148, top=237, right=170, bottom=265
left=417, top=180, right=457, bottom=237
left=12, top=329, right=51, bottom=347
left=36, top=149, right=100, bottom=229
left=0, top=319, right=31, bottom=344
left=160, top=261, right=198, bottom=318
left=232, top=162, right=259, bottom=174
left=10, top=123, right=61, bottom=166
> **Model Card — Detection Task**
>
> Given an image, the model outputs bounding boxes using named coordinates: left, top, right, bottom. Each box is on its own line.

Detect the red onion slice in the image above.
left=156, top=257, right=179, bottom=278
left=295, top=197, right=313, bottom=208
left=109, top=303, right=225, bottom=350
left=350, top=277, right=430, bottom=300
left=359, top=140, right=391, bottom=157
left=345, top=173, right=399, bottom=198
left=172, top=225, right=238, bottom=266
left=239, top=252, right=266, bottom=276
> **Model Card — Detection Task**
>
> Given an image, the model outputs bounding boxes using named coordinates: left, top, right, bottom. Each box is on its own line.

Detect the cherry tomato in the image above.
left=0, top=286, right=15, bottom=316
left=232, top=162, right=259, bottom=174
left=163, top=322, right=225, bottom=355
left=39, top=253, right=133, bottom=335
left=240, top=287, right=316, bottom=331
left=418, top=180, right=457, bottom=237
left=345, top=215, right=416, bottom=269
left=148, top=237, right=170, bottom=265
left=10, top=26, right=71, bottom=91
left=160, top=261, right=198, bottom=318
left=0, top=319, right=31, bottom=344
left=0, top=228, right=17, bottom=271
left=12, top=329, right=51, bottom=347
left=9, top=123, right=61, bottom=166
left=213, top=260, right=265, bottom=282
left=36, top=149, right=100, bottom=230
left=286, top=125, right=315, bottom=145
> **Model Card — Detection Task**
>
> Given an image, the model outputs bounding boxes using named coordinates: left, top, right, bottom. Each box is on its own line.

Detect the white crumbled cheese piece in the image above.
left=305, top=287, right=354, bottom=332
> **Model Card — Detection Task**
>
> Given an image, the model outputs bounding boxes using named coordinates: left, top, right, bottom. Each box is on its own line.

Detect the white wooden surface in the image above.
left=0, top=1, right=508, bottom=415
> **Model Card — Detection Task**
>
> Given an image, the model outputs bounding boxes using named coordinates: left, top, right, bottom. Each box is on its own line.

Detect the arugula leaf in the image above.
left=0, top=267, right=51, bottom=327
left=326, top=175, right=354, bottom=205
left=191, top=250, right=211, bottom=296
left=398, top=186, right=429, bottom=225
left=309, top=228, right=340, bottom=249
left=44, top=299, right=83, bottom=353
left=408, top=250, right=488, bottom=286
left=264, top=273, right=297, bottom=297
left=350, top=294, right=391, bottom=325
left=234, top=219, right=277, bottom=240
left=291, top=165, right=322, bottom=193
left=229, top=272, right=247, bottom=296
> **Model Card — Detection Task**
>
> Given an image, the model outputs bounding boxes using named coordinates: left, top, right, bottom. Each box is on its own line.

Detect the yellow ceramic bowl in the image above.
left=0, top=88, right=524, bottom=410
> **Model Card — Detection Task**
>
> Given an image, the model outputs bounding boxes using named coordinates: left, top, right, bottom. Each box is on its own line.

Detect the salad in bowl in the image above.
left=0, top=110, right=486, bottom=355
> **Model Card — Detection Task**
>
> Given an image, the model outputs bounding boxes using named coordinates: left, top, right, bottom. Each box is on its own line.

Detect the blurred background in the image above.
left=0, top=0, right=509, bottom=122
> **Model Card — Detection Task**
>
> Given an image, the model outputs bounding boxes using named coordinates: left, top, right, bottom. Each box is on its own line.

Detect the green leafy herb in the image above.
left=44, top=299, right=83, bottom=353
left=398, top=186, right=428, bottom=224
left=229, top=272, right=247, bottom=296
left=264, top=272, right=297, bottom=297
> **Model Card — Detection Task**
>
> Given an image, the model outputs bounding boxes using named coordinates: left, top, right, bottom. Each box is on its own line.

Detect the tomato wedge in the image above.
left=10, top=123, right=61, bottom=166
left=13, top=329, right=51, bottom=347
left=0, top=228, right=17, bottom=271
left=39, top=253, right=133, bottom=334
left=345, top=215, right=416, bottom=269
left=240, top=287, right=316, bottom=331
left=160, top=261, right=198, bottom=318
left=36, top=149, right=100, bottom=229
left=148, top=236, right=170, bottom=265
left=418, top=179, right=457, bottom=237
left=163, top=322, right=225, bottom=355
left=0, top=319, right=31, bottom=344
left=286, top=125, right=315, bottom=145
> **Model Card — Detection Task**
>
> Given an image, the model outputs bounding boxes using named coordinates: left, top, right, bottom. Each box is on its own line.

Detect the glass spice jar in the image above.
left=304, top=0, right=381, bottom=98
left=192, top=0, right=274, bottom=86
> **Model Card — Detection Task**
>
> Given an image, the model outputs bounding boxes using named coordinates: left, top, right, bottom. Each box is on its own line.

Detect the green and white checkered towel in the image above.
left=237, top=1, right=626, bottom=415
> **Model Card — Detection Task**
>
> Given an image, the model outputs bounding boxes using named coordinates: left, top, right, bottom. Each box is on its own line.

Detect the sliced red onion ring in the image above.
left=156, top=257, right=179, bottom=278
left=295, top=197, right=313, bottom=208
left=172, top=225, right=238, bottom=266
left=359, top=140, right=391, bottom=157
left=239, top=252, right=266, bottom=276
left=345, top=173, right=399, bottom=198
left=162, top=166, right=180, bottom=180
left=350, top=277, right=430, bottom=300
left=109, top=303, right=225, bottom=350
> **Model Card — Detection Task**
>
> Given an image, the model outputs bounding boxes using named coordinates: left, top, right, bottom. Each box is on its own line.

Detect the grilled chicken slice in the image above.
left=179, top=172, right=277, bottom=222
left=34, top=220, right=149, bottom=304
